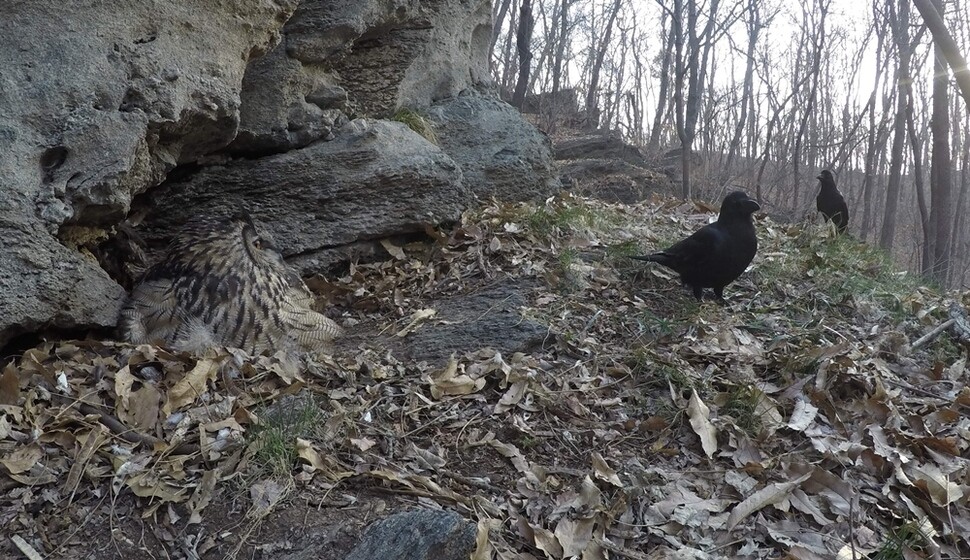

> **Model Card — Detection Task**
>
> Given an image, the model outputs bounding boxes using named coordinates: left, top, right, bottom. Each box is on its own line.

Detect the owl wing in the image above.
left=278, top=284, right=343, bottom=348
left=119, top=278, right=183, bottom=345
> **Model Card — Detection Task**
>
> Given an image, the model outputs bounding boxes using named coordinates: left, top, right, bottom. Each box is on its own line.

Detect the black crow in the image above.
left=816, top=170, right=849, bottom=234
left=630, top=191, right=760, bottom=301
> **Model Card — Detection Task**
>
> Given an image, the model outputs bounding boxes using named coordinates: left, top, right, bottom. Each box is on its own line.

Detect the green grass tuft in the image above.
left=873, top=520, right=932, bottom=560
left=526, top=200, right=620, bottom=239
left=392, top=108, right=438, bottom=144
left=250, top=394, right=323, bottom=477
left=722, top=386, right=763, bottom=437
left=554, top=246, right=583, bottom=293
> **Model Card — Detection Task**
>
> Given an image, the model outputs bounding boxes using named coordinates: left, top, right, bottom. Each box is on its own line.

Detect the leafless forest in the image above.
left=490, top=0, right=970, bottom=289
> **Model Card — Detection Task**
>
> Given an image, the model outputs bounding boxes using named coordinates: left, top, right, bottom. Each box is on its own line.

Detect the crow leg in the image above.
left=691, top=285, right=704, bottom=300
left=712, top=287, right=727, bottom=306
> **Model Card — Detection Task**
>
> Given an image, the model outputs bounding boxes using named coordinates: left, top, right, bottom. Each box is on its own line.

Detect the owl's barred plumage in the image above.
left=119, top=215, right=342, bottom=355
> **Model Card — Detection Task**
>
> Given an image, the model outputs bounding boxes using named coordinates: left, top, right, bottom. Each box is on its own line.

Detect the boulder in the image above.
left=393, top=279, right=548, bottom=365
left=0, top=217, right=128, bottom=348
left=555, top=133, right=651, bottom=166
left=231, top=46, right=350, bottom=156
left=345, top=510, right=476, bottom=560
left=0, top=0, right=555, bottom=348
left=554, top=131, right=674, bottom=203
left=0, top=0, right=296, bottom=347
left=133, top=119, right=469, bottom=274
left=427, top=93, right=561, bottom=202
left=230, top=0, right=492, bottom=154
left=559, top=159, right=674, bottom=203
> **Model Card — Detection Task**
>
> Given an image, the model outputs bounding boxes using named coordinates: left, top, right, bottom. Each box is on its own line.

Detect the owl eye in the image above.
left=253, top=238, right=263, bottom=249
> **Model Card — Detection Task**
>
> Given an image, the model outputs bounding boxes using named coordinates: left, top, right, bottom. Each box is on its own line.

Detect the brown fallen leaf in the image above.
left=429, top=356, right=486, bottom=399
left=163, top=358, right=219, bottom=415
left=470, top=518, right=495, bottom=560
left=126, top=472, right=187, bottom=503
left=380, top=239, right=407, bottom=260
left=0, top=362, right=20, bottom=405
left=533, top=526, right=564, bottom=559
left=395, top=308, right=437, bottom=337
left=555, top=516, right=595, bottom=558
left=64, top=426, right=107, bottom=504
left=726, top=472, right=812, bottom=530
left=0, top=443, right=43, bottom=475
left=590, top=452, right=622, bottom=487
left=187, top=469, right=220, bottom=525
left=687, top=389, right=717, bottom=458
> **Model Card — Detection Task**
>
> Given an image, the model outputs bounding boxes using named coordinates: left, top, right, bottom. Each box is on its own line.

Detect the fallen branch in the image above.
left=911, top=319, right=956, bottom=351
left=54, top=395, right=199, bottom=456
left=910, top=303, right=970, bottom=351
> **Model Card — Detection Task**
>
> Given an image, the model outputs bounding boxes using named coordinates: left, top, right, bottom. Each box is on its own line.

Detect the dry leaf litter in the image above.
left=2, top=192, right=970, bottom=559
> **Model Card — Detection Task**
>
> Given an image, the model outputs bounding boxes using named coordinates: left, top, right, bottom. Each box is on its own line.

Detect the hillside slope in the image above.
left=2, top=193, right=968, bottom=559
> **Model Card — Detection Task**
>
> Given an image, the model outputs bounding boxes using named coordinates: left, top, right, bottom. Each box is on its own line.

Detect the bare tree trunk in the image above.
left=499, top=0, right=520, bottom=95
left=725, top=0, right=760, bottom=173
left=584, top=0, right=623, bottom=129
left=878, top=0, right=912, bottom=250
left=630, top=32, right=646, bottom=144
left=912, top=0, right=970, bottom=108
left=858, top=48, right=882, bottom=239
left=672, top=0, right=722, bottom=199
left=550, top=0, right=569, bottom=97
left=909, top=99, right=931, bottom=274
left=648, top=16, right=674, bottom=151
left=951, top=114, right=970, bottom=278
left=527, top=1, right=554, bottom=99
left=792, top=0, right=828, bottom=214
left=511, top=0, right=534, bottom=109
left=672, top=0, right=690, bottom=199
left=928, top=41, right=953, bottom=284
left=685, top=0, right=720, bottom=138
left=491, top=0, right=514, bottom=56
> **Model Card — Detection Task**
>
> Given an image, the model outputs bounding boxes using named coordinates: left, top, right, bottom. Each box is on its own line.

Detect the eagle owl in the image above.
left=119, top=215, right=342, bottom=355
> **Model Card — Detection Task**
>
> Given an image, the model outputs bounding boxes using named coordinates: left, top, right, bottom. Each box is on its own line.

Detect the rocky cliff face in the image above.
left=0, top=0, right=559, bottom=347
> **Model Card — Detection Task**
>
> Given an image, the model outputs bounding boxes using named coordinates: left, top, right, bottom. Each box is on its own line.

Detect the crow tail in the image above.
left=629, top=253, right=668, bottom=264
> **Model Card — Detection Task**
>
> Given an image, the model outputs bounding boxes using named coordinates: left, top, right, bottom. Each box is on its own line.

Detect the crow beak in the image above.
left=744, top=198, right=761, bottom=213
left=816, top=174, right=823, bottom=180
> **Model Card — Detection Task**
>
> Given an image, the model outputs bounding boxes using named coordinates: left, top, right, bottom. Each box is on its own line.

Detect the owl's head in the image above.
left=233, top=214, right=287, bottom=272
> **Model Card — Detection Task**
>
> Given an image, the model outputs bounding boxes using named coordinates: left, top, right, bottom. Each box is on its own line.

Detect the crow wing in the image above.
left=645, top=224, right=725, bottom=274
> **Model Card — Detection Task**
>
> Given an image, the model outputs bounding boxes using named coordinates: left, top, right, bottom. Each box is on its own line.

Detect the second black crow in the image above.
left=816, top=169, right=849, bottom=234
left=630, top=191, right=760, bottom=301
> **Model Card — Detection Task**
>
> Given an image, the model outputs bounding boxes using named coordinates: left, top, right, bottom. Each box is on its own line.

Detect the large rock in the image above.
left=554, top=131, right=674, bottom=203
left=427, top=93, right=561, bottom=202
left=230, top=0, right=492, bottom=154
left=345, top=510, right=476, bottom=560
left=231, top=46, right=350, bottom=156
left=0, top=0, right=296, bottom=347
left=133, top=119, right=469, bottom=273
left=392, top=279, right=548, bottom=365
left=0, top=0, right=556, bottom=348
left=555, top=133, right=650, bottom=166
left=0, top=216, right=128, bottom=347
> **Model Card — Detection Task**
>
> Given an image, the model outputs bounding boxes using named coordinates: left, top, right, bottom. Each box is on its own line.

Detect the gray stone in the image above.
left=0, top=216, right=128, bottom=347
left=398, top=280, right=548, bottom=365
left=559, top=159, right=674, bottom=203
left=555, top=133, right=652, bottom=167
left=554, top=131, right=674, bottom=203
left=133, top=119, right=470, bottom=274
left=427, top=93, right=561, bottom=202
left=0, top=0, right=295, bottom=347
left=345, top=510, right=476, bottom=560
left=231, top=47, right=350, bottom=155
left=230, top=0, right=492, bottom=154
